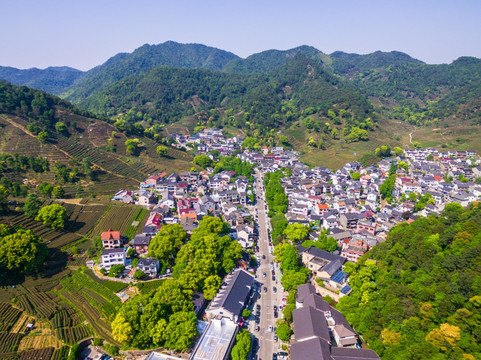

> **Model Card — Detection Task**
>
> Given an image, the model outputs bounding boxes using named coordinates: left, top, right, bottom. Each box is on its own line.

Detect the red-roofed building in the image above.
left=101, top=228, right=122, bottom=249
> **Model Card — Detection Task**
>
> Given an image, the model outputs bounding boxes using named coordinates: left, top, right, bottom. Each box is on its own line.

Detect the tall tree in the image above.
left=35, top=203, right=67, bottom=229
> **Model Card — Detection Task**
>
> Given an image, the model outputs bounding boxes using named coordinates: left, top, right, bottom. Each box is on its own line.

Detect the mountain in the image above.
left=222, top=45, right=331, bottom=74
left=330, top=50, right=424, bottom=76
left=81, top=54, right=373, bottom=132
left=349, top=55, right=481, bottom=124
left=0, top=66, right=83, bottom=95
left=63, top=41, right=240, bottom=103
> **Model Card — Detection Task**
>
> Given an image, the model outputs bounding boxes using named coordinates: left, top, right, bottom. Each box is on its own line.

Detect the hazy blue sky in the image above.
left=1, top=0, right=480, bottom=70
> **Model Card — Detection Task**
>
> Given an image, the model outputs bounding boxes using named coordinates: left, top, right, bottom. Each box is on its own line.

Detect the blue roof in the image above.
left=340, top=285, right=352, bottom=294
left=331, top=270, right=348, bottom=284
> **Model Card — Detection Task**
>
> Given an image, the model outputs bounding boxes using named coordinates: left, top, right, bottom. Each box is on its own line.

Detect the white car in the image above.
left=268, top=325, right=273, bottom=332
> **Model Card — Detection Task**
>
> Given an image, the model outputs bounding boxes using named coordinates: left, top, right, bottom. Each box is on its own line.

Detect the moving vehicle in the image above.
left=262, top=272, right=266, bottom=278
left=274, top=311, right=278, bottom=318
left=273, top=286, right=277, bottom=293
left=263, top=286, right=267, bottom=292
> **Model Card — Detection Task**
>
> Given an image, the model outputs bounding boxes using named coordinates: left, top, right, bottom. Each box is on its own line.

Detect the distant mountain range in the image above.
left=1, top=40, right=480, bottom=149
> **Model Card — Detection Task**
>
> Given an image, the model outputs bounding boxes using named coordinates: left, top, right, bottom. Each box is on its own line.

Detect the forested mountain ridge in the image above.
left=2, top=41, right=481, bottom=159
left=337, top=203, right=481, bottom=359
left=329, top=50, right=424, bottom=76
left=0, top=66, right=83, bottom=95
left=62, top=41, right=240, bottom=103
left=222, top=45, right=332, bottom=74
left=81, top=54, right=374, bottom=137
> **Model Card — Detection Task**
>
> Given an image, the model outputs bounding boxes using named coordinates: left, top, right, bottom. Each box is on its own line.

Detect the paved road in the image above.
left=253, top=169, right=285, bottom=360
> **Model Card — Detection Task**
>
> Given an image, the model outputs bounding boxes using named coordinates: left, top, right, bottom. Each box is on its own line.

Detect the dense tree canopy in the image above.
left=35, top=203, right=67, bottom=229
left=149, top=224, right=187, bottom=268
left=0, top=226, right=48, bottom=274
left=336, top=202, right=481, bottom=359
left=112, top=278, right=197, bottom=350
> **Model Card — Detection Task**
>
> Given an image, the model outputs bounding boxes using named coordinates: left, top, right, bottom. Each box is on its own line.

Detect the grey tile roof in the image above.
left=208, top=269, right=254, bottom=317
left=330, top=347, right=380, bottom=360
left=293, top=306, right=330, bottom=343
left=291, top=338, right=330, bottom=360
left=306, top=247, right=346, bottom=265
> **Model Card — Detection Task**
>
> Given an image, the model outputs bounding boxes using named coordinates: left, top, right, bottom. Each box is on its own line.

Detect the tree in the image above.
left=0, top=228, right=48, bottom=273
left=284, top=223, right=309, bottom=243
left=281, top=270, right=307, bottom=291
left=51, top=186, right=65, bottom=199
left=381, top=328, right=402, bottom=346
left=55, top=121, right=67, bottom=135
left=319, top=236, right=338, bottom=252
left=425, top=323, right=461, bottom=351
left=242, top=309, right=252, bottom=318
left=279, top=135, right=289, bottom=145
left=149, top=224, right=187, bottom=263
left=37, top=182, right=53, bottom=197
left=276, top=323, right=292, bottom=341
left=67, top=344, right=80, bottom=360
left=109, top=264, right=125, bottom=277
left=203, top=275, right=221, bottom=300
left=163, top=311, right=198, bottom=351
left=23, top=193, right=42, bottom=217
left=393, top=147, right=404, bottom=156
left=193, top=155, right=213, bottom=169
left=111, top=314, right=133, bottom=343
left=375, top=145, right=391, bottom=158
left=134, top=270, right=146, bottom=280
left=82, top=157, right=93, bottom=179
left=37, top=131, right=48, bottom=143
left=231, top=330, right=252, bottom=360
left=351, top=172, right=361, bottom=181
left=156, top=145, right=168, bottom=157
left=280, top=244, right=300, bottom=272
left=35, top=204, right=67, bottom=229
left=0, top=185, right=8, bottom=214
left=412, top=141, right=422, bottom=149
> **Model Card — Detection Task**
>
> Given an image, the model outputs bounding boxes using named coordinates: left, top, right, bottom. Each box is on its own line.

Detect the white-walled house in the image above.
left=101, top=248, right=126, bottom=270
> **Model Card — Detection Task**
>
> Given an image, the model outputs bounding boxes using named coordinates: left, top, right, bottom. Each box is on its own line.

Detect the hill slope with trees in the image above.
left=337, top=202, right=481, bottom=359
left=0, top=66, right=83, bottom=95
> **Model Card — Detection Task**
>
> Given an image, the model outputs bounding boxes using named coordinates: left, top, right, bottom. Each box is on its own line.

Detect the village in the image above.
left=91, top=128, right=480, bottom=360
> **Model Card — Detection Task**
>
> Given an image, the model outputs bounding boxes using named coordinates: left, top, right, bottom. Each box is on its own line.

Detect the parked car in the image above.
left=263, top=286, right=267, bottom=292
left=273, top=335, right=278, bottom=342
left=256, top=304, right=261, bottom=311
left=268, top=325, right=273, bottom=332
left=272, top=276, right=275, bottom=282
left=273, top=305, right=278, bottom=311
left=262, top=272, right=266, bottom=278
left=274, top=311, right=278, bottom=318
left=273, top=287, right=277, bottom=293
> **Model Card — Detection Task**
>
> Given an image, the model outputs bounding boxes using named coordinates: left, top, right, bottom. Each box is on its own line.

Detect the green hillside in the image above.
left=1, top=42, right=481, bottom=167
left=63, top=41, right=239, bottom=103
left=337, top=203, right=481, bottom=359
left=0, top=81, right=193, bottom=197
left=80, top=54, right=373, bottom=139
left=0, top=66, right=82, bottom=95
left=222, top=45, right=331, bottom=74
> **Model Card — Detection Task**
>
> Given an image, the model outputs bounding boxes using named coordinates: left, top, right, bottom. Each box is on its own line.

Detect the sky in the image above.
left=0, top=0, right=480, bottom=71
